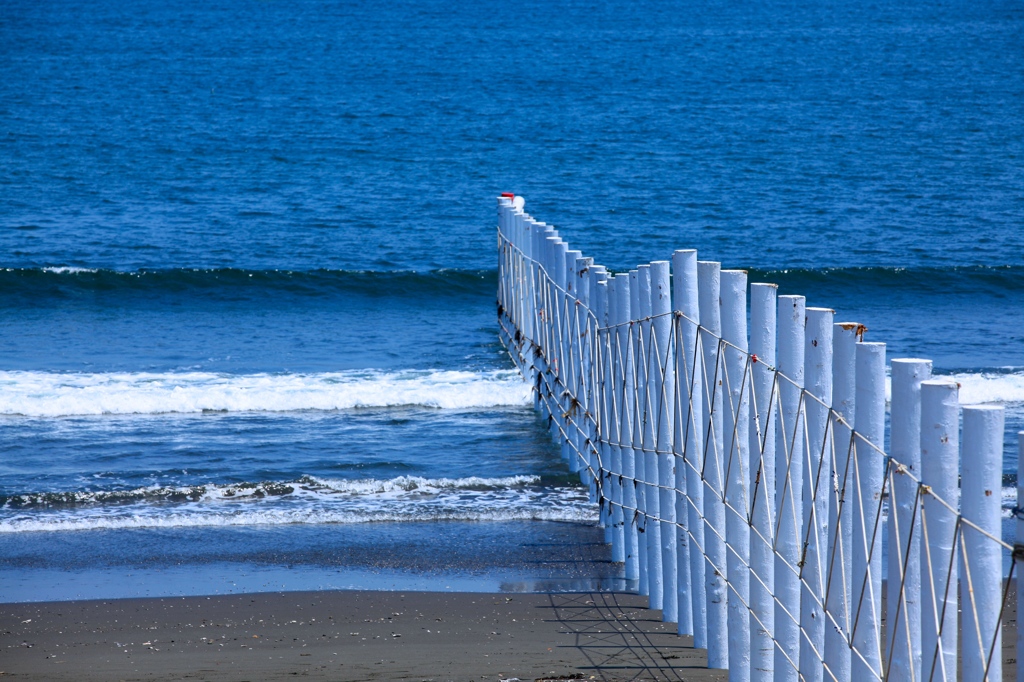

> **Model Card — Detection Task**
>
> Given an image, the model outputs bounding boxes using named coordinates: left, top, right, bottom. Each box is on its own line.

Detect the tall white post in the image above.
left=698, top=260, right=728, bottom=670
left=852, top=341, right=885, bottom=681
left=652, top=260, right=678, bottom=623
left=775, top=294, right=805, bottom=681
left=563, top=250, right=583, bottom=471
left=722, top=269, right=750, bottom=682
left=521, top=216, right=534, bottom=343
left=825, top=322, right=861, bottom=682
left=800, top=307, right=834, bottom=682
left=575, top=256, right=594, bottom=491
left=961, top=405, right=1005, bottom=682
left=673, top=249, right=705, bottom=643
left=1017, top=431, right=1024, bottom=682
left=630, top=269, right=649, bottom=596
left=619, top=274, right=640, bottom=582
left=748, top=282, right=777, bottom=682
left=670, top=255, right=693, bottom=637
left=606, top=277, right=626, bottom=563
left=639, top=264, right=664, bottom=610
left=920, top=380, right=959, bottom=682
left=594, top=276, right=612, bottom=540
left=548, top=237, right=568, bottom=445
left=496, top=197, right=512, bottom=321
left=532, top=227, right=552, bottom=420
left=887, top=358, right=931, bottom=682
left=580, top=259, right=598, bottom=493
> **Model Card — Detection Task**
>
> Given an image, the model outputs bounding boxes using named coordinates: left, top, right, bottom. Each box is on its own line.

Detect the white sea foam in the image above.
left=39, top=266, right=99, bottom=274
left=943, top=370, right=1024, bottom=405
left=0, top=474, right=593, bottom=533
left=0, top=369, right=531, bottom=417
left=1, top=475, right=544, bottom=507
left=0, top=505, right=597, bottom=533
left=883, top=370, right=1024, bottom=406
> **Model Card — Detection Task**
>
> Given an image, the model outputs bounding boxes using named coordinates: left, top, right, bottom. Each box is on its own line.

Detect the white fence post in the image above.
left=563, top=250, right=583, bottom=471
left=619, top=273, right=641, bottom=582
left=606, top=276, right=626, bottom=564
left=722, top=269, right=750, bottom=682
left=801, top=307, right=834, bottom=682
left=776, top=294, right=806, bottom=681
left=594, top=276, right=612, bottom=541
left=698, top=260, right=728, bottom=669
left=961, top=404, right=1005, bottom=682
left=639, top=264, right=665, bottom=611
left=852, top=341, right=886, bottom=681
left=670, top=254, right=693, bottom=637
left=630, top=268, right=650, bottom=598
left=748, top=282, right=777, bottom=682
left=652, top=260, right=678, bottom=623
left=920, top=380, right=959, bottom=682
left=825, top=322, right=861, bottom=682
left=549, top=236, right=568, bottom=446
left=673, top=249, right=705, bottom=644
left=887, top=358, right=931, bottom=682
left=1017, top=431, right=1024, bottom=682
left=578, top=258, right=597, bottom=495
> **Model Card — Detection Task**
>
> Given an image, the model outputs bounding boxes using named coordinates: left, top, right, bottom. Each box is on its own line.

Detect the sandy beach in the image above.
left=0, top=590, right=722, bottom=681
left=2, top=582, right=1020, bottom=680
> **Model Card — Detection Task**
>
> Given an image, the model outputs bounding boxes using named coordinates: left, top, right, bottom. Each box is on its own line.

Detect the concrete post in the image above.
left=619, top=274, right=640, bottom=582
left=852, top=341, right=886, bottom=681
left=606, top=276, right=625, bottom=563
left=698, top=260, right=728, bottom=670
left=887, top=358, right=931, bottom=682
left=673, top=249, right=704, bottom=643
left=1017, top=431, right=1024, bottom=682
left=563, top=250, right=583, bottom=471
left=961, top=405, right=1005, bottom=682
left=800, top=307, right=834, bottom=682
left=594, top=276, right=611, bottom=539
left=639, top=264, right=664, bottom=610
left=630, top=269, right=649, bottom=596
left=775, top=294, right=806, bottom=681
left=920, top=380, right=959, bottom=682
left=652, top=261, right=678, bottom=623
left=722, top=269, right=750, bottom=682
left=824, top=322, right=860, bottom=682
left=748, top=282, right=777, bottom=682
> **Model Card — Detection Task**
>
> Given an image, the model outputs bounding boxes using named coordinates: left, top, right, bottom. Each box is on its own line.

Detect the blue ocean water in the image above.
left=0, top=0, right=1022, bottom=601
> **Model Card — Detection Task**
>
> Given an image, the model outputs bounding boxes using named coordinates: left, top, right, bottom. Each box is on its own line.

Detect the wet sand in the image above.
left=0, top=590, right=723, bottom=681
left=2, top=584, right=1018, bottom=681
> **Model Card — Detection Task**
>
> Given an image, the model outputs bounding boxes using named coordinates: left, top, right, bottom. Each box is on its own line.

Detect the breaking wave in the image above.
left=0, top=369, right=531, bottom=417
left=0, top=474, right=594, bottom=533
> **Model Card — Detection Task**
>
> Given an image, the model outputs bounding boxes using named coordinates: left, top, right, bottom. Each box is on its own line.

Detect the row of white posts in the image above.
left=495, top=195, right=1020, bottom=682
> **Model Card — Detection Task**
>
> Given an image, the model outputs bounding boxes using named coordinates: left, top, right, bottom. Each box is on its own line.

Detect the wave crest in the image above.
left=0, top=369, right=531, bottom=417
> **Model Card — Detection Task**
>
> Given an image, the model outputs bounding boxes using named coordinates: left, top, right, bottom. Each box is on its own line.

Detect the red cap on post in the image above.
left=500, top=192, right=515, bottom=199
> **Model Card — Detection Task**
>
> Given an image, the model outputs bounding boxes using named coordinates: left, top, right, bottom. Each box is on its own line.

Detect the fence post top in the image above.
left=962, top=403, right=1004, bottom=413
left=920, top=378, right=958, bottom=387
